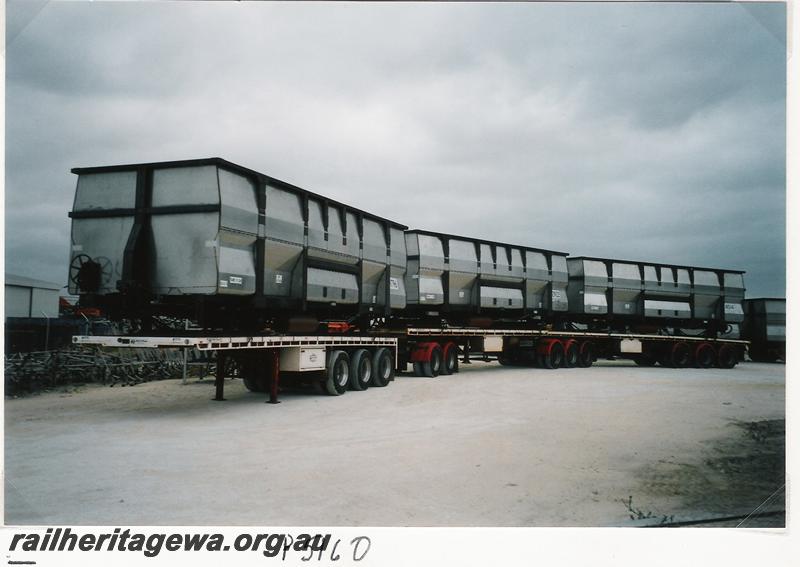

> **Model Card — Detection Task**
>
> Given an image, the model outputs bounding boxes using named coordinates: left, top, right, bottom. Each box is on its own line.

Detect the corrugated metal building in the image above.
left=5, top=274, right=61, bottom=319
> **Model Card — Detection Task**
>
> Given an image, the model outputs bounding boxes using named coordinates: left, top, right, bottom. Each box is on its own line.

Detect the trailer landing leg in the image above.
left=268, top=351, right=280, bottom=404
left=462, top=341, right=471, bottom=364
left=213, top=352, right=226, bottom=401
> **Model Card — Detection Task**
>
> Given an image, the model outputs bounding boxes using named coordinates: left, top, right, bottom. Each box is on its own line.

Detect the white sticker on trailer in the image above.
left=229, top=276, right=243, bottom=285
left=620, top=339, right=643, bottom=353
left=275, top=274, right=283, bottom=284
left=724, top=303, right=739, bottom=313
left=219, top=280, right=228, bottom=288
left=552, top=290, right=562, bottom=299
left=389, top=277, right=400, bottom=290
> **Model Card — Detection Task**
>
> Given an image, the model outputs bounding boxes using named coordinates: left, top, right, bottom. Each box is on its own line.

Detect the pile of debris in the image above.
left=4, top=347, right=197, bottom=395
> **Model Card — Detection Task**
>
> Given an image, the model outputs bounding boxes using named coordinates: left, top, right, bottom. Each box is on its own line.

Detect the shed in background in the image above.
left=5, top=274, right=62, bottom=319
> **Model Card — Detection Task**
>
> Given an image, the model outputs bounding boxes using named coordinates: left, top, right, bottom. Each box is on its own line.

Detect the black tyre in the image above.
left=716, top=345, right=738, bottom=369
left=694, top=343, right=715, bottom=369
left=577, top=342, right=594, bottom=368
left=412, top=361, right=425, bottom=376
left=563, top=341, right=579, bottom=368
left=348, top=349, right=372, bottom=391
left=370, top=348, right=394, bottom=387
left=243, top=374, right=267, bottom=393
left=325, top=350, right=350, bottom=396
left=670, top=342, right=691, bottom=368
left=442, top=344, right=459, bottom=375
left=421, top=345, right=443, bottom=377
left=241, top=356, right=267, bottom=392
left=542, top=342, right=564, bottom=370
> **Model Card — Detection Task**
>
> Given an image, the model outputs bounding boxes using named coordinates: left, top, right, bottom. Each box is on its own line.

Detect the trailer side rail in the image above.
left=74, top=335, right=399, bottom=351
left=405, top=328, right=748, bottom=345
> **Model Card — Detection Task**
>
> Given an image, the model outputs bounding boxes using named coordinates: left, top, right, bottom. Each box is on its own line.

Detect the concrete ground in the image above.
left=4, top=360, right=785, bottom=526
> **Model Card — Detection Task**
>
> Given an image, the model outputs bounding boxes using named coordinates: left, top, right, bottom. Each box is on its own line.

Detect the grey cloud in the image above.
left=4, top=1, right=786, bottom=298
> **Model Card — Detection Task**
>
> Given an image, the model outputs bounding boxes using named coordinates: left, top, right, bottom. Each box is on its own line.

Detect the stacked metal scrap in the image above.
left=4, top=347, right=190, bottom=395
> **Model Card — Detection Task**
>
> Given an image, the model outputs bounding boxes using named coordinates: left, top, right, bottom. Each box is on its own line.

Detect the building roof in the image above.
left=5, top=274, right=62, bottom=291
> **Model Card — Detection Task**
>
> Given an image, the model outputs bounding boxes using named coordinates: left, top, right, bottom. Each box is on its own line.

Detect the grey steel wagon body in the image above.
left=403, top=229, right=569, bottom=318
left=68, top=158, right=407, bottom=327
left=566, top=256, right=745, bottom=332
left=67, top=157, right=747, bottom=337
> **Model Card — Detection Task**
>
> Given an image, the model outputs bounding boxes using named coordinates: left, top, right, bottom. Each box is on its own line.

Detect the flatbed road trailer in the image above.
left=73, top=328, right=749, bottom=404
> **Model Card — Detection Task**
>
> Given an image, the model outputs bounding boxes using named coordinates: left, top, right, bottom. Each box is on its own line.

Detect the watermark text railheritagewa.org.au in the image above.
left=7, top=528, right=372, bottom=561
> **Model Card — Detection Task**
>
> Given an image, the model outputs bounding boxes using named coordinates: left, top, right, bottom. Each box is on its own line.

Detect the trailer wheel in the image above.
left=716, top=345, right=738, bottom=369
left=441, top=342, right=459, bottom=375
left=241, top=355, right=267, bottom=392
left=371, top=348, right=394, bottom=387
left=694, top=343, right=715, bottom=369
left=348, top=349, right=372, bottom=391
left=670, top=342, right=691, bottom=368
left=541, top=341, right=564, bottom=369
left=412, top=362, right=425, bottom=376
left=243, top=374, right=267, bottom=393
left=325, top=350, right=350, bottom=396
left=563, top=340, right=579, bottom=368
left=577, top=341, right=594, bottom=368
left=421, top=345, right=443, bottom=377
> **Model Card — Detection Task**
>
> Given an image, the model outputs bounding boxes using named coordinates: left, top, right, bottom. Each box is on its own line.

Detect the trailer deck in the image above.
left=406, top=327, right=748, bottom=343
left=72, top=327, right=749, bottom=405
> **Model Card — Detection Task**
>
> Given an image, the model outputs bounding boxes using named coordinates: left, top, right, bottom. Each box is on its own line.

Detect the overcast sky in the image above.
left=4, top=1, right=786, bottom=297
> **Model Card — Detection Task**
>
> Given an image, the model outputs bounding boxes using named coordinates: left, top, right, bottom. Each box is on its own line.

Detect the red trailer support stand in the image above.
left=268, top=350, right=280, bottom=404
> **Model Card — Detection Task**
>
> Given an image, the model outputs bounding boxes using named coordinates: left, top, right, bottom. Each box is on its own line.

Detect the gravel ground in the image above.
left=4, top=360, right=785, bottom=526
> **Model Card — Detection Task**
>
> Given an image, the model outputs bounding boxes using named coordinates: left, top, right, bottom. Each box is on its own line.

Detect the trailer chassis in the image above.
left=73, top=335, right=399, bottom=402
left=73, top=327, right=747, bottom=404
